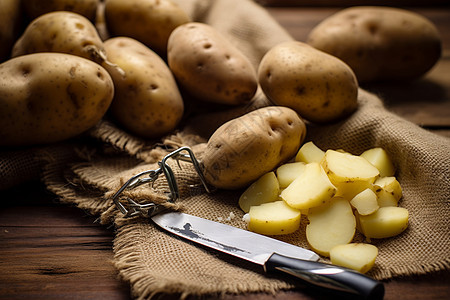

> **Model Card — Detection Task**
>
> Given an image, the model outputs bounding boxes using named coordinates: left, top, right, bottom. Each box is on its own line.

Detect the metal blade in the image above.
left=151, top=212, right=319, bottom=265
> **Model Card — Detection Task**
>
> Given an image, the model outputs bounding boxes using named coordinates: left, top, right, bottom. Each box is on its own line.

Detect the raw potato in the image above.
left=350, top=188, right=379, bottom=216
left=360, top=147, right=395, bottom=177
left=0, top=0, right=22, bottom=62
left=168, top=22, right=258, bottom=105
left=306, top=197, right=356, bottom=257
left=103, top=37, right=184, bottom=139
left=281, top=163, right=337, bottom=210
left=295, top=141, right=325, bottom=164
left=12, top=11, right=109, bottom=65
left=373, top=177, right=402, bottom=207
left=248, top=201, right=301, bottom=235
left=330, top=243, right=378, bottom=273
left=276, top=162, right=306, bottom=188
left=307, top=6, right=442, bottom=82
left=258, top=41, right=358, bottom=123
left=0, top=53, right=114, bottom=146
left=21, top=0, right=99, bottom=22
left=359, top=207, right=409, bottom=239
left=104, top=0, right=190, bottom=55
left=239, top=172, right=280, bottom=213
left=202, top=106, right=306, bottom=189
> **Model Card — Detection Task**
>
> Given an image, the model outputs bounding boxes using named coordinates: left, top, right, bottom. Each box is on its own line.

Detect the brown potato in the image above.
left=21, top=0, right=99, bottom=22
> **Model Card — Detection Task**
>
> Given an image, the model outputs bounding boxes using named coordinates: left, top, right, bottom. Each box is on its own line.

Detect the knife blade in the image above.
left=152, top=211, right=384, bottom=300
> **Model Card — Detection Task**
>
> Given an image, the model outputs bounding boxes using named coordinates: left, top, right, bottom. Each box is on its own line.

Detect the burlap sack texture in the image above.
left=1, top=0, right=449, bottom=299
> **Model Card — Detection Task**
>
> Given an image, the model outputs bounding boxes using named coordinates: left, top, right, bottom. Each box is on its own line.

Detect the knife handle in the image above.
left=265, top=253, right=384, bottom=300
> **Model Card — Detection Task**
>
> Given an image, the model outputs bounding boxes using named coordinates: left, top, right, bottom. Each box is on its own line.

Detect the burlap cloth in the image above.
left=1, top=0, right=449, bottom=298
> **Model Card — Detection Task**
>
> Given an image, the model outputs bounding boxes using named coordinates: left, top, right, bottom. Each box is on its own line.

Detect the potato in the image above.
left=258, top=41, right=358, bottom=123
left=359, top=207, right=409, bottom=239
left=103, top=37, right=184, bottom=139
left=330, top=243, right=378, bottom=273
left=0, top=0, right=23, bottom=62
left=295, top=141, right=325, bottom=164
left=307, top=6, right=442, bottom=82
left=0, top=53, right=114, bottom=146
left=104, top=0, right=190, bottom=55
left=350, top=188, right=379, bottom=216
left=168, top=22, right=258, bottom=105
left=360, top=147, right=395, bottom=177
left=276, top=162, right=306, bottom=188
left=335, top=180, right=375, bottom=201
left=12, top=11, right=109, bottom=66
left=306, top=197, right=356, bottom=257
left=248, top=201, right=301, bottom=235
left=201, top=106, right=306, bottom=189
left=281, top=162, right=337, bottom=210
left=238, top=172, right=280, bottom=213
left=21, top=0, right=99, bottom=22
left=373, top=177, right=402, bottom=207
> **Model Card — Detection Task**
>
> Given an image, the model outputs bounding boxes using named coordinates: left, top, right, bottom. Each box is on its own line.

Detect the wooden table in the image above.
left=1, top=4, right=449, bottom=300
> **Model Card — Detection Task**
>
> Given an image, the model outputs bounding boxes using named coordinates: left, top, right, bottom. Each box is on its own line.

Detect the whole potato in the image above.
left=103, top=37, right=184, bottom=139
left=12, top=11, right=109, bottom=66
left=258, top=41, right=358, bottom=124
left=307, top=6, right=442, bottom=82
left=0, top=0, right=23, bottom=62
left=104, top=0, right=190, bottom=55
left=21, top=0, right=99, bottom=22
left=0, top=53, right=114, bottom=147
left=201, top=106, right=306, bottom=190
left=168, top=22, right=258, bottom=106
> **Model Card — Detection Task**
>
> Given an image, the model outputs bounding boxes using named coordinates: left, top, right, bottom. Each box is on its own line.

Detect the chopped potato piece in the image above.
left=276, top=162, right=306, bottom=188
left=321, top=150, right=380, bottom=186
left=335, top=180, right=375, bottom=201
left=281, top=163, right=337, bottom=210
left=350, top=188, right=379, bottom=216
left=373, top=177, right=402, bottom=207
left=239, top=172, right=280, bottom=213
left=360, top=148, right=395, bottom=177
left=330, top=243, right=378, bottom=273
left=295, top=141, right=325, bottom=163
left=248, top=201, right=301, bottom=235
left=359, top=207, right=409, bottom=239
left=306, top=197, right=356, bottom=257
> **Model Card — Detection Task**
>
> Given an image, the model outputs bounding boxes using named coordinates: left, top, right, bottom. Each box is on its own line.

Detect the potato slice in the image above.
left=321, top=150, right=380, bottom=186
left=248, top=201, right=301, bottom=235
left=359, top=207, right=409, bottom=239
left=360, top=147, right=395, bottom=177
left=276, top=162, right=306, bottom=188
left=306, top=197, right=356, bottom=257
left=373, top=177, right=403, bottom=207
left=295, top=141, right=325, bottom=164
left=239, top=172, right=280, bottom=213
left=330, top=243, right=378, bottom=273
left=335, top=180, right=374, bottom=201
left=350, top=188, right=379, bottom=216
left=281, top=162, right=337, bottom=210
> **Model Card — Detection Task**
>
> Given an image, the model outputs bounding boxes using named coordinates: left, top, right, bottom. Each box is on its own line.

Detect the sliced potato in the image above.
left=306, top=197, right=356, bottom=257
left=239, top=172, right=280, bottom=213
left=276, top=162, right=306, bottom=188
left=360, top=147, right=395, bottom=177
left=295, top=141, right=325, bottom=164
left=335, top=180, right=375, bottom=201
left=330, top=243, right=378, bottom=273
left=281, top=162, right=337, bottom=210
left=248, top=201, right=301, bottom=235
left=373, top=177, right=403, bottom=207
left=359, top=207, right=409, bottom=239
left=350, top=188, right=379, bottom=216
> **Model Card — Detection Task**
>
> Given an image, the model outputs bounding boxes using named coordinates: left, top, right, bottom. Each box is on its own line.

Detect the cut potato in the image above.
left=350, top=188, right=379, bottom=216
left=335, top=180, right=375, bottom=201
left=306, top=197, right=356, bottom=257
left=239, top=172, right=280, bottom=213
left=281, top=163, right=337, bottom=210
left=321, top=150, right=380, bottom=186
left=248, top=201, right=301, bottom=235
left=276, top=162, right=306, bottom=188
left=373, top=177, right=403, bottom=207
left=295, top=141, right=325, bottom=164
left=360, top=148, right=395, bottom=177
left=330, top=243, right=378, bottom=273
left=359, top=207, right=409, bottom=239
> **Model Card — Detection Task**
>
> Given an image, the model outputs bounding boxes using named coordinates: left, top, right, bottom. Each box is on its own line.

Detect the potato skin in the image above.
left=103, top=37, right=184, bottom=139
left=21, top=0, right=99, bottom=22
left=258, top=41, right=358, bottom=124
left=104, top=0, right=190, bottom=55
left=12, top=11, right=107, bottom=64
left=168, top=22, right=258, bottom=105
left=307, top=6, right=442, bottom=82
left=0, top=53, right=114, bottom=147
left=202, top=106, right=306, bottom=190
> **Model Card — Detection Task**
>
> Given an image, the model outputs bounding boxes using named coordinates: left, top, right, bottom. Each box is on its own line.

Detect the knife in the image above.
left=152, top=211, right=384, bottom=300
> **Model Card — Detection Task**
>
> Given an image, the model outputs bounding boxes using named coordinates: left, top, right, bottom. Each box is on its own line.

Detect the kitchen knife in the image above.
left=152, top=211, right=384, bottom=300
